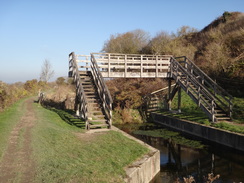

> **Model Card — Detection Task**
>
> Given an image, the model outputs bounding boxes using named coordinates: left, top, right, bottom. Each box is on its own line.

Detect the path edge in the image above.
left=111, top=126, right=160, bottom=183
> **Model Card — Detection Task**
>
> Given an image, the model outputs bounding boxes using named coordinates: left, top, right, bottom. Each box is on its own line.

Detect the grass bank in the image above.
left=32, top=103, right=149, bottom=183
left=0, top=98, right=26, bottom=159
left=159, top=90, right=244, bottom=134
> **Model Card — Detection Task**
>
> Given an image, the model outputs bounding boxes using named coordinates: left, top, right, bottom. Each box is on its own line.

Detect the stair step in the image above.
left=216, top=117, right=231, bottom=121
left=91, top=114, right=105, bottom=118
left=90, top=117, right=106, bottom=121
left=84, top=88, right=95, bottom=91
left=87, top=97, right=98, bottom=100
left=89, top=124, right=109, bottom=128
left=86, top=97, right=99, bottom=100
left=85, top=91, right=96, bottom=94
left=90, top=111, right=103, bottom=115
left=215, top=113, right=227, bottom=116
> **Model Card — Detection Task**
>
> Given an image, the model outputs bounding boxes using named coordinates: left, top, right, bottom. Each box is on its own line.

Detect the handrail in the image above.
left=170, top=57, right=217, bottom=121
left=150, top=84, right=176, bottom=95
left=175, top=56, right=233, bottom=116
left=176, top=56, right=233, bottom=98
left=91, top=53, right=171, bottom=78
left=92, top=52, right=172, bottom=57
left=90, top=54, right=113, bottom=127
left=69, top=52, right=89, bottom=128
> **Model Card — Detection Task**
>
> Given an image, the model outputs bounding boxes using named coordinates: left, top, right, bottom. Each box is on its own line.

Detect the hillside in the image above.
left=103, top=11, right=244, bottom=96
left=190, top=11, right=244, bottom=96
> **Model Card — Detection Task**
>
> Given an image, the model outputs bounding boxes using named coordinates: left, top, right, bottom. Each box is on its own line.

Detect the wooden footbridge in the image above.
left=69, top=52, right=233, bottom=130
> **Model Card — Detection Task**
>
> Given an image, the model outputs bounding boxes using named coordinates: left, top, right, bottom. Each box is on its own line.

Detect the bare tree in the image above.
left=40, top=59, right=54, bottom=82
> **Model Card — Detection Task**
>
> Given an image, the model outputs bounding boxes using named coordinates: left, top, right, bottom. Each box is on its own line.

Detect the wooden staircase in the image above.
left=69, top=52, right=112, bottom=130
left=80, top=71, right=110, bottom=129
left=143, top=85, right=175, bottom=118
left=170, top=56, right=233, bottom=122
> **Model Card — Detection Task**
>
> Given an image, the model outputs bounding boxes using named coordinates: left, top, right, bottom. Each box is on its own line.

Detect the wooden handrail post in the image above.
left=211, top=100, right=215, bottom=122
left=168, top=79, right=172, bottom=111
left=178, top=87, right=181, bottom=113
left=156, top=55, right=158, bottom=77
left=198, top=86, right=201, bottom=107
left=140, top=55, right=143, bottom=77
left=125, top=54, right=127, bottom=78
left=108, top=53, right=110, bottom=77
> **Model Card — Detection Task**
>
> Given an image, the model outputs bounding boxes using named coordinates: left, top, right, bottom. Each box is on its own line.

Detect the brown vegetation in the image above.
left=0, top=77, right=75, bottom=112
left=106, top=78, right=167, bottom=123
left=0, top=80, right=47, bottom=111
left=103, top=11, right=244, bottom=96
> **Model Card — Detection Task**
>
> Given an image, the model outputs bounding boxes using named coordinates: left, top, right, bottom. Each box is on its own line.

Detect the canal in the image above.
left=115, top=123, right=244, bottom=183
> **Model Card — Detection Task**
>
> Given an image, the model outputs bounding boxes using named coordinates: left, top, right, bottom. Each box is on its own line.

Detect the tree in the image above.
left=40, top=59, right=54, bottom=82
left=102, top=29, right=150, bottom=54
left=146, top=31, right=172, bottom=54
left=56, top=77, right=65, bottom=85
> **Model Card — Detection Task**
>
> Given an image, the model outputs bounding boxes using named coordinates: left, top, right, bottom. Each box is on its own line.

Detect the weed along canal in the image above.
left=115, top=123, right=244, bottom=183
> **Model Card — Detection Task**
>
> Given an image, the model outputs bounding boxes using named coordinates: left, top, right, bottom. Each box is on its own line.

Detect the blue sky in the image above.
left=0, top=0, right=243, bottom=83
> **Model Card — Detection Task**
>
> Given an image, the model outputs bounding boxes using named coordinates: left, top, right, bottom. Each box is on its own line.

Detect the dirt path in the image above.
left=0, top=98, right=36, bottom=183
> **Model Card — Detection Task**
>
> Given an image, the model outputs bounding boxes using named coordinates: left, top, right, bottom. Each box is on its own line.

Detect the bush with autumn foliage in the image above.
left=0, top=80, right=48, bottom=112
left=106, top=78, right=167, bottom=123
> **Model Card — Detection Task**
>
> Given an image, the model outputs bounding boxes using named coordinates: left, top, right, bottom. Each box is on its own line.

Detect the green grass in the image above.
left=162, top=90, right=210, bottom=125
left=212, top=122, right=244, bottom=134
left=32, top=103, right=149, bottom=183
left=47, top=107, right=86, bottom=128
left=233, top=97, right=244, bottom=123
left=158, top=90, right=244, bottom=134
left=0, top=98, right=27, bottom=159
left=133, top=129, right=205, bottom=149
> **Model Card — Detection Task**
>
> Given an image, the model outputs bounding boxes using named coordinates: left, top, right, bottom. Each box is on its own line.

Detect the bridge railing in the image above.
left=170, top=57, right=217, bottom=121
left=143, top=84, right=177, bottom=118
left=77, top=53, right=171, bottom=78
left=90, top=54, right=113, bottom=127
left=69, top=52, right=89, bottom=128
left=175, top=56, right=233, bottom=119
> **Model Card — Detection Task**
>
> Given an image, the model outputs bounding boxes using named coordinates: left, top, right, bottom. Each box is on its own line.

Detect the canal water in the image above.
left=115, top=123, right=244, bottom=183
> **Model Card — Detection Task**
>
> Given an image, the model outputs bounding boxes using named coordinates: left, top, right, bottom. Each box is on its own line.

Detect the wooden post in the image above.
left=211, top=100, right=215, bottom=122
left=198, top=86, right=201, bottom=107
left=109, top=103, right=112, bottom=129
left=125, top=55, right=127, bottom=78
left=75, top=97, right=80, bottom=116
left=86, top=55, right=89, bottom=71
left=156, top=55, right=158, bottom=77
left=107, top=53, right=110, bottom=77
left=141, top=55, right=143, bottom=77
left=168, top=79, right=172, bottom=111
left=178, top=87, right=181, bottom=113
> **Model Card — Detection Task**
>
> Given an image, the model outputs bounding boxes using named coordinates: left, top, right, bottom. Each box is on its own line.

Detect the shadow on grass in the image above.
left=160, top=109, right=210, bottom=125
left=44, top=106, right=86, bottom=129
left=35, top=98, right=86, bottom=129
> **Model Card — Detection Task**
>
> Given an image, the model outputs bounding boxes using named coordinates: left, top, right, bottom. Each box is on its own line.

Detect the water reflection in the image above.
left=116, top=123, right=244, bottom=183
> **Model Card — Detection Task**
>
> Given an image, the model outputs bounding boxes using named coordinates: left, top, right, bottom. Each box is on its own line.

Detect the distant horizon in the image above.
left=0, top=0, right=243, bottom=83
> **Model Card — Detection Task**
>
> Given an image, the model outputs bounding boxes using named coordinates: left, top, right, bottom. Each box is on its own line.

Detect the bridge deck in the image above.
left=75, top=53, right=172, bottom=78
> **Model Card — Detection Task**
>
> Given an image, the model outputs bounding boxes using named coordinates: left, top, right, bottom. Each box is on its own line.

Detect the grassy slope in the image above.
left=32, top=103, right=149, bottom=183
left=0, top=98, right=27, bottom=159
left=162, top=90, right=244, bottom=134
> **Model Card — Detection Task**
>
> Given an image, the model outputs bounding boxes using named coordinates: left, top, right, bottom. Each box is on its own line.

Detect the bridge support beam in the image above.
left=75, top=97, right=80, bottom=116
left=167, top=79, right=172, bottom=111
left=177, top=87, right=181, bottom=113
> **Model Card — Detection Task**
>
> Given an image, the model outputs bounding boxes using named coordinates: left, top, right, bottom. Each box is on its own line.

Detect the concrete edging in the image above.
left=111, top=126, right=160, bottom=183
left=151, top=113, right=244, bottom=151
